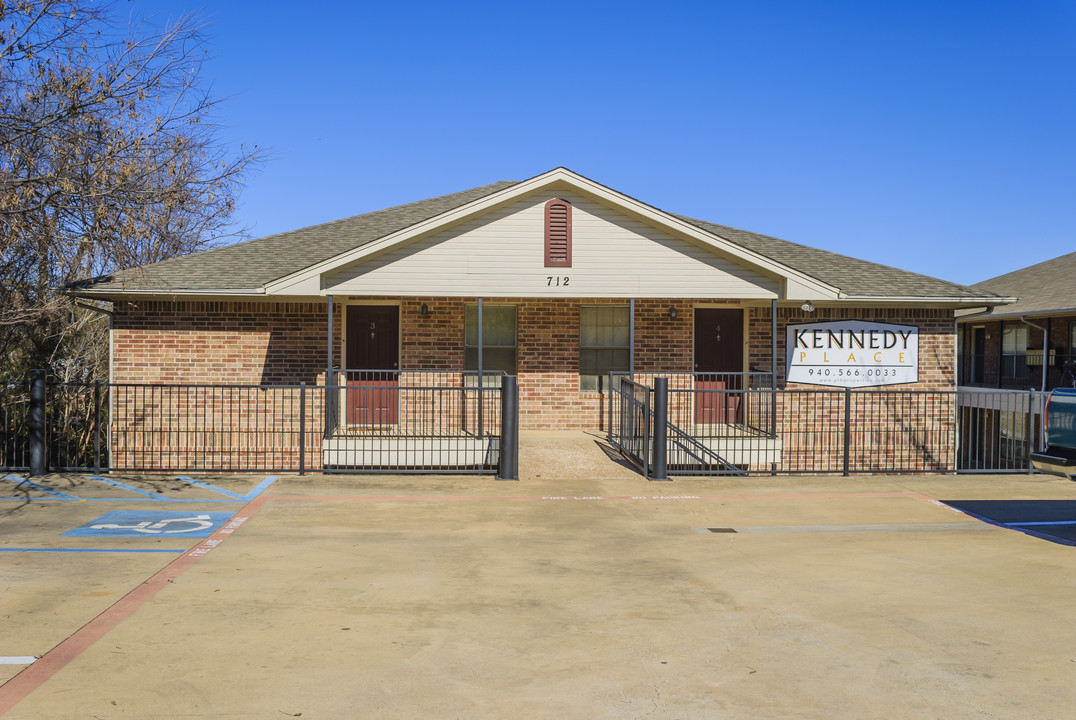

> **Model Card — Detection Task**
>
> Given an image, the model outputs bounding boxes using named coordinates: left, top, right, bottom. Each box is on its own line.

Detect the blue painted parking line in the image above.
left=1007, top=520, right=1076, bottom=527
left=176, top=476, right=247, bottom=500
left=87, top=475, right=171, bottom=501
left=1, top=475, right=82, bottom=501
left=0, top=548, right=185, bottom=553
left=1, top=475, right=277, bottom=503
left=242, top=475, right=278, bottom=501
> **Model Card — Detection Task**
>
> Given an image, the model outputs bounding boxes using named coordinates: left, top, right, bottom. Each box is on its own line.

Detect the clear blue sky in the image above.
left=125, top=0, right=1074, bottom=286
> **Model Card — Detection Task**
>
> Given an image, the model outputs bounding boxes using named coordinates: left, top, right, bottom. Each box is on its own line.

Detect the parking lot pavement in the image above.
left=2, top=471, right=1076, bottom=718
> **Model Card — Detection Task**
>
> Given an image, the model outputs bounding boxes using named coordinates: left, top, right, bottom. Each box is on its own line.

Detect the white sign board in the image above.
left=786, top=320, right=918, bottom=388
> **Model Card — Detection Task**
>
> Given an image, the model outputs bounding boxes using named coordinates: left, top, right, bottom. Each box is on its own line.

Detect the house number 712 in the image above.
left=547, top=276, right=569, bottom=286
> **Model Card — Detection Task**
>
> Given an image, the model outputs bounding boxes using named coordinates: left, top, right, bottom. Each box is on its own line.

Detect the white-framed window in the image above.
left=1001, top=323, right=1028, bottom=378
left=465, top=304, right=517, bottom=378
left=579, top=305, right=630, bottom=392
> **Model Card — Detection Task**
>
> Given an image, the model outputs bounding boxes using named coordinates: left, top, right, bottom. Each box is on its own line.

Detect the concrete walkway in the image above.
left=2, top=462, right=1076, bottom=718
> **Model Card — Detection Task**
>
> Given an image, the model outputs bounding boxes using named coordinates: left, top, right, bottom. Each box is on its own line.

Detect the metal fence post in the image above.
left=497, top=375, right=518, bottom=481
left=607, top=371, right=615, bottom=442
left=651, top=377, right=668, bottom=481
left=29, top=369, right=46, bottom=477
left=771, top=298, right=778, bottom=476
left=93, top=379, right=102, bottom=474
left=1027, top=388, right=1035, bottom=475
left=325, top=369, right=336, bottom=439
left=299, top=381, right=307, bottom=476
left=843, top=386, right=852, bottom=477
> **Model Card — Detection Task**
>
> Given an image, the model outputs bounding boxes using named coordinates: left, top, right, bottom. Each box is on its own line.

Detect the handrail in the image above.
left=664, top=418, right=745, bottom=475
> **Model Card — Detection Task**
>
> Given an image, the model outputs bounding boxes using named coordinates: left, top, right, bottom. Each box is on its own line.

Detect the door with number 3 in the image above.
left=345, top=305, right=399, bottom=425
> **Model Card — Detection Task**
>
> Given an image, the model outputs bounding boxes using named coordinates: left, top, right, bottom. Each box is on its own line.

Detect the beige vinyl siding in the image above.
left=324, top=190, right=779, bottom=298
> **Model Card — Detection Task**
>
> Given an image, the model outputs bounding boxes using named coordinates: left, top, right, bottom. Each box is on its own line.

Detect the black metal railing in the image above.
left=959, top=351, right=1076, bottom=391
left=4, top=370, right=1046, bottom=479
left=609, top=381, right=1042, bottom=477
left=326, top=369, right=504, bottom=439
left=322, top=370, right=507, bottom=474
left=614, top=379, right=652, bottom=476
left=11, top=371, right=520, bottom=477
left=0, top=383, right=30, bottom=471
left=48, top=381, right=109, bottom=472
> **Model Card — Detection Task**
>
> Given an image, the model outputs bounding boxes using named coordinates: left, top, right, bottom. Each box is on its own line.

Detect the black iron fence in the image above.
left=2, top=369, right=1047, bottom=479
left=6, top=371, right=519, bottom=477
left=610, top=374, right=1045, bottom=478
left=0, top=383, right=29, bottom=471
left=613, top=379, right=652, bottom=476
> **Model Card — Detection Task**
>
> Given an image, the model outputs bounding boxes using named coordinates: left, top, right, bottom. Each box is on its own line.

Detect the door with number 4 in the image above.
left=694, top=308, right=744, bottom=424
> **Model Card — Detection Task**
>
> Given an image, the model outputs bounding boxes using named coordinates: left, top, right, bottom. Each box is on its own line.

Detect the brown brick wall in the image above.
left=112, top=300, right=342, bottom=385
left=109, top=298, right=958, bottom=470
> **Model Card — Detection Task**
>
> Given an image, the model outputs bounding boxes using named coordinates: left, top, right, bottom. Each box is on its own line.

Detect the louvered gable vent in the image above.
left=544, top=199, right=572, bottom=267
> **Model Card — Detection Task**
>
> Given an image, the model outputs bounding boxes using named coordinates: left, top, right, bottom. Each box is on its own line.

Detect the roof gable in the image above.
left=320, top=187, right=782, bottom=299
left=265, top=167, right=838, bottom=299
left=71, top=167, right=1011, bottom=306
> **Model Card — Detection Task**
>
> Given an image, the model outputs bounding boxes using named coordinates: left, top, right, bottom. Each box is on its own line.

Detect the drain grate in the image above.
left=706, top=527, right=737, bottom=533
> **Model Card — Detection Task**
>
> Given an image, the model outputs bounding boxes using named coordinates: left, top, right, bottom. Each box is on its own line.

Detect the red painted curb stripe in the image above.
left=0, top=494, right=270, bottom=716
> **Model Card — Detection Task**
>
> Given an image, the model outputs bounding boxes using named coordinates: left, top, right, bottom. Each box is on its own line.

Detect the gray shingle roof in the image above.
left=75, top=181, right=519, bottom=292
left=673, top=215, right=995, bottom=299
left=969, top=252, right=1076, bottom=316
left=72, top=174, right=1005, bottom=302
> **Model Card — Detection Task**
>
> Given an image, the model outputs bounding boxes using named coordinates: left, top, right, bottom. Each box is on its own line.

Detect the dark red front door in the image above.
left=694, top=308, right=744, bottom=424
left=346, top=305, right=399, bottom=425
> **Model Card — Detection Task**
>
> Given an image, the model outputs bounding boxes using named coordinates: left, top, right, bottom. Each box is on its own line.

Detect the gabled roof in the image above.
left=964, top=252, right=1076, bottom=319
left=71, top=168, right=1010, bottom=305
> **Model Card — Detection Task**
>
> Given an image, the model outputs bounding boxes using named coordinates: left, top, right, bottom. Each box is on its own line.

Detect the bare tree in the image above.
left=0, top=0, right=261, bottom=380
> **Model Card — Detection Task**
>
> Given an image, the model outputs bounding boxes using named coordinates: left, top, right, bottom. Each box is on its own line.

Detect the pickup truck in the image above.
left=1031, top=388, right=1076, bottom=478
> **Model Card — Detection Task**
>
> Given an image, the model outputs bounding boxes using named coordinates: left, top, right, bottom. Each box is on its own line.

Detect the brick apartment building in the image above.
left=956, top=252, right=1076, bottom=469
left=72, top=168, right=1010, bottom=473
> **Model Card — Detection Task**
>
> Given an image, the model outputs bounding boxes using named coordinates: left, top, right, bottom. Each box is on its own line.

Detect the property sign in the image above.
left=786, top=320, right=918, bottom=388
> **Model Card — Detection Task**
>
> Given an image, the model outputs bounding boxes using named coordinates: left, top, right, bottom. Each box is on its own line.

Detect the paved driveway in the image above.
left=2, top=469, right=1076, bottom=719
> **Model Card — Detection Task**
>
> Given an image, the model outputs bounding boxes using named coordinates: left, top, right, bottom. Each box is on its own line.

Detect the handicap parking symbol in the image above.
left=63, top=511, right=236, bottom=538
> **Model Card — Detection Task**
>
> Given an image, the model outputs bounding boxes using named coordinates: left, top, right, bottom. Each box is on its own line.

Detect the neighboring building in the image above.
left=957, top=252, right=1076, bottom=391
left=71, top=168, right=1010, bottom=473
left=955, top=252, right=1076, bottom=470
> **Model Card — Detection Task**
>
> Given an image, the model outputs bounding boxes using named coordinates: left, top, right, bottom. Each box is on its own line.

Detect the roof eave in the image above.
left=957, top=305, right=1076, bottom=322
left=837, top=294, right=1017, bottom=305
left=65, top=287, right=267, bottom=300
